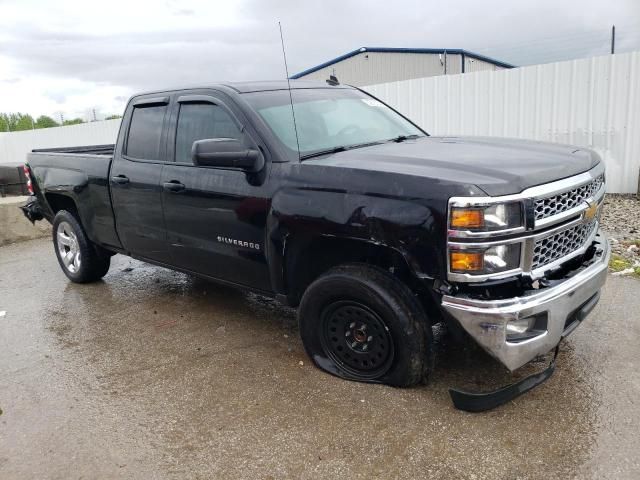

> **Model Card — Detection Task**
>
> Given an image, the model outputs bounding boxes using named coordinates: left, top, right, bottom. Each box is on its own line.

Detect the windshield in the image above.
left=243, top=88, right=425, bottom=159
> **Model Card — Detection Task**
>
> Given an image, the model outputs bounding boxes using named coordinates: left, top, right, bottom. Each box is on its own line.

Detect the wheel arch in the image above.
left=278, top=234, right=440, bottom=318
left=45, top=192, right=79, bottom=218
left=43, top=190, right=102, bottom=244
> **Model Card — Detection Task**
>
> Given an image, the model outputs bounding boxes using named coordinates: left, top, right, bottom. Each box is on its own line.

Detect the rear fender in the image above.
left=31, top=166, right=96, bottom=237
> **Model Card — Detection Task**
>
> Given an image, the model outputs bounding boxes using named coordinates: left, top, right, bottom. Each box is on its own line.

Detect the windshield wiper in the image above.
left=299, top=140, right=386, bottom=161
left=387, top=134, right=422, bottom=143
left=300, top=146, right=348, bottom=160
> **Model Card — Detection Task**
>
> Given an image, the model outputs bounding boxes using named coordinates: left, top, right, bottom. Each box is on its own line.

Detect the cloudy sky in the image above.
left=1, top=0, right=639, bottom=121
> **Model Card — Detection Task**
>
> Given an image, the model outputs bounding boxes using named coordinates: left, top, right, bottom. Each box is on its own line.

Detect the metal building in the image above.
left=291, top=47, right=514, bottom=86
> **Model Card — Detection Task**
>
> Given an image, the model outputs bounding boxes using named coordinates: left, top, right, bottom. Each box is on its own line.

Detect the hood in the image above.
left=305, top=136, right=600, bottom=196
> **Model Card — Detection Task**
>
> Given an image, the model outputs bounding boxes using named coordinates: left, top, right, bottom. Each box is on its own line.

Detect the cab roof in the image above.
left=132, top=80, right=352, bottom=99
left=222, top=80, right=351, bottom=93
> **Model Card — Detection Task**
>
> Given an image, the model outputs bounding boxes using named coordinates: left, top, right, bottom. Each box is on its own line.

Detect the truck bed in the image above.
left=27, top=149, right=121, bottom=249
left=31, top=144, right=115, bottom=156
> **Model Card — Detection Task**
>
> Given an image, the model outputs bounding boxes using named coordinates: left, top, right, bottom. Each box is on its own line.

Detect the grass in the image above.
left=609, top=253, right=640, bottom=278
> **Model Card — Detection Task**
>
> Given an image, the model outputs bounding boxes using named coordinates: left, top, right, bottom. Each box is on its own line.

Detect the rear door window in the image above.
left=175, top=103, right=244, bottom=164
left=126, top=105, right=167, bottom=160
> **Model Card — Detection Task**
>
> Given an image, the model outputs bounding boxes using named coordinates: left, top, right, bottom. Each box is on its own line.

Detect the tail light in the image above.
left=23, top=164, right=34, bottom=195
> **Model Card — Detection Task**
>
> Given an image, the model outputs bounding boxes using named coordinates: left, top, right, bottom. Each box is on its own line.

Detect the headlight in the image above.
left=449, top=243, right=521, bottom=275
left=450, top=202, right=523, bottom=232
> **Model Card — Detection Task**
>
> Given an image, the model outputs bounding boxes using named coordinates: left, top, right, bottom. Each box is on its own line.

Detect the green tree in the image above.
left=0, top=113, right=10, bottom=132
left=35, top=115, right=59, bottom=129
left=0, top=113, right=36, bottom=131
left=14, top=114, right=36, bottom=131
left=105, top=114, right=122, bottom=120
left=0, top=113, right=19, bottom=131
left=62, top=118, right=84, bottom=126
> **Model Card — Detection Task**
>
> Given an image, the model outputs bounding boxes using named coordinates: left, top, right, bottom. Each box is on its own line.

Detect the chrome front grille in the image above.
left=448, top=165, right=606, bottom=283
left=532, top=221, right=597, bottom=270
left=534, top=174, right=604, bottom=221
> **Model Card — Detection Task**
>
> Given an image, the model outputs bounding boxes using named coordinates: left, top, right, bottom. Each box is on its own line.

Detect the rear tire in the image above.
left=52, top=210, right=111, bottom=283
left=298, top=264, right=433, bottom=387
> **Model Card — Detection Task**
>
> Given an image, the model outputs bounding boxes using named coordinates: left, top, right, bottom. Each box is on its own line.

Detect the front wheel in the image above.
left=52, top=210, right=111, bottom=283
left=298, top=264, right=433, bottom=387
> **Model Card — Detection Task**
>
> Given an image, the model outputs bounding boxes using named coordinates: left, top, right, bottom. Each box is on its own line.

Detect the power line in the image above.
left=472, top=23, right=640, bottom=65
left=478, top=38, right=639, bottom=66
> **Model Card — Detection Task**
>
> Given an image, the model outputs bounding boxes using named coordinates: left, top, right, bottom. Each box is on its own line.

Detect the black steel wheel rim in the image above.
left=319, top=300, right=394, bottom=380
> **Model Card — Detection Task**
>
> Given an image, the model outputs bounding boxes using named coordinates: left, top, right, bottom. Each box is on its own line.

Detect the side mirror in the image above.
left=192, top=138, right=264, bottom=172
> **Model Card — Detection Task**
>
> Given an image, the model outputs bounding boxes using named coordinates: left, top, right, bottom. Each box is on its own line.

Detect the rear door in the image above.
left=160, top=92, right=272, bottom=291
left=110, top=96, right=170, bottom=262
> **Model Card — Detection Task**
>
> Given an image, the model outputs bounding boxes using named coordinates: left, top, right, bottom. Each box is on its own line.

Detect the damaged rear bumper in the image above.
left=20, top=196, right=44, bottom=224
left=442, top=231, right=610, bottom=371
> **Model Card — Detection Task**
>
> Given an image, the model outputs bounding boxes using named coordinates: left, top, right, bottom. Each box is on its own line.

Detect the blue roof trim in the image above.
left=290, top=47, right=515, bottom=79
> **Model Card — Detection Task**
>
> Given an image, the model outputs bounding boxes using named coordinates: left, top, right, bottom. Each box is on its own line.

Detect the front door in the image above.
left=161, top=94, right=272, bottom=290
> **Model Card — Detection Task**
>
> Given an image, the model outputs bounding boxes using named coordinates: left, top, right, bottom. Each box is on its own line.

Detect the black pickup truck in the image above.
left=22, top=80, right=610, bottom=410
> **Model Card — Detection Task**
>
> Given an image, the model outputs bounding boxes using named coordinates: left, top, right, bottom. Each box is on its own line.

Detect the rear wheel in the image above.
left=298, top=264, right=433, bottom=387
left=52, top=210, right=111, bottom=283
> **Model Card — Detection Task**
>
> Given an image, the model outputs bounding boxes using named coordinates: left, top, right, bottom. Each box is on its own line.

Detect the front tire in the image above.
left=298, top=264, right=433, bottom=387
left=52, top=210, right=111, bottom=283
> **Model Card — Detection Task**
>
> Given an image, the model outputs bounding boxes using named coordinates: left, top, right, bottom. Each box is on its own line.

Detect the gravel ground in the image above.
left=601, top=194, right=640, bottom=276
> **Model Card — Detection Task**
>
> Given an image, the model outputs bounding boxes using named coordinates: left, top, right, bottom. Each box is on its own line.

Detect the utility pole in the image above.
left=92, top=108, right=97, bottom=122
left=611, top=25, right=616, bottom=54
left=59, top=113, right=64, bottom=125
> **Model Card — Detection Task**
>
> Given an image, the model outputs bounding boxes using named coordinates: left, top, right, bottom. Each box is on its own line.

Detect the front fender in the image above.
left=266, top=186, right=446, bottom=295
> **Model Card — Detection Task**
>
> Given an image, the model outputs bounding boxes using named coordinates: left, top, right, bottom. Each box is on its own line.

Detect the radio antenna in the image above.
left=278, top=22, right=301, bottom=161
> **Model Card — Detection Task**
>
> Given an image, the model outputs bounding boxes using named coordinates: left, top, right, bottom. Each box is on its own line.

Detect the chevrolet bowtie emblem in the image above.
left=583, top=200, right=599, bottom=222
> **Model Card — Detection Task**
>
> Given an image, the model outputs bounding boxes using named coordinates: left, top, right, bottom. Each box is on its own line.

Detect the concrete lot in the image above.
left=0, top=196, right=49, bottom=246
left=1, top=238, right=639, bottom=479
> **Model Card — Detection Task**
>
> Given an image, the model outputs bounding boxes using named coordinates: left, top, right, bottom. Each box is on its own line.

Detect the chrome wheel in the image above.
left=56, top=221, right=81, bottom=274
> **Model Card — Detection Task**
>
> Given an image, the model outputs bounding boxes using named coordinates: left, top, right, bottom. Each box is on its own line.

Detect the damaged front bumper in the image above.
left=442, top=230, right=610, bottom=372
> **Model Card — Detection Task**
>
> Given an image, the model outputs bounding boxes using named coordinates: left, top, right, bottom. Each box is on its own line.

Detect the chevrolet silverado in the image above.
left=21, top=80, right=610, bottom=410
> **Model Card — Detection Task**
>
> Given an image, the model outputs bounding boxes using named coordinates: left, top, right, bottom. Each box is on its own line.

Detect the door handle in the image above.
left=163, top=180, right=186, bottom=193
left=111, top=175, right=130, bottom=185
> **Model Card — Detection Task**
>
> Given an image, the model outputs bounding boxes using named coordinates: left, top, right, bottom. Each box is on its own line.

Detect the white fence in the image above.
left=0, top=119, right=122, bottom=165
left=367, top=51, right=640, bottom=194
left=2, top=52, right=639, bottom=193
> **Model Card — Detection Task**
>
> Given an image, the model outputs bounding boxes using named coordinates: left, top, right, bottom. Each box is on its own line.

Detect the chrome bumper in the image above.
left=442, top=231, right=610, bottom=371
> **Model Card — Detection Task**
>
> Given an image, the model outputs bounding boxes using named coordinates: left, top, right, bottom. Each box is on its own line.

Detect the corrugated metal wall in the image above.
left=0, top=119, right=122, bottom=165
left=366, top=51, right=640, bottom=194
left=298, top=51, right=466, bottom=86
left=464, top=55, right=503, bottom=73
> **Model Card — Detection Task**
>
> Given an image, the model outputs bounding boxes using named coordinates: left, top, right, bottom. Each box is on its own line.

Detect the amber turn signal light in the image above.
left=450, top=208, right=484, bottom=229
left=450, top=251, right=484, bottom=272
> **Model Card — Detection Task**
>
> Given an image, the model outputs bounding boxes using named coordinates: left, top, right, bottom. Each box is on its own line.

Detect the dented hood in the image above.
left=306, top=136, right=601, bottom=197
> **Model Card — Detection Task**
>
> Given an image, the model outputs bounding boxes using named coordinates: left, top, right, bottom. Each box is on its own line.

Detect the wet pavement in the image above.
left=1, top=238, right=639, bottom=479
